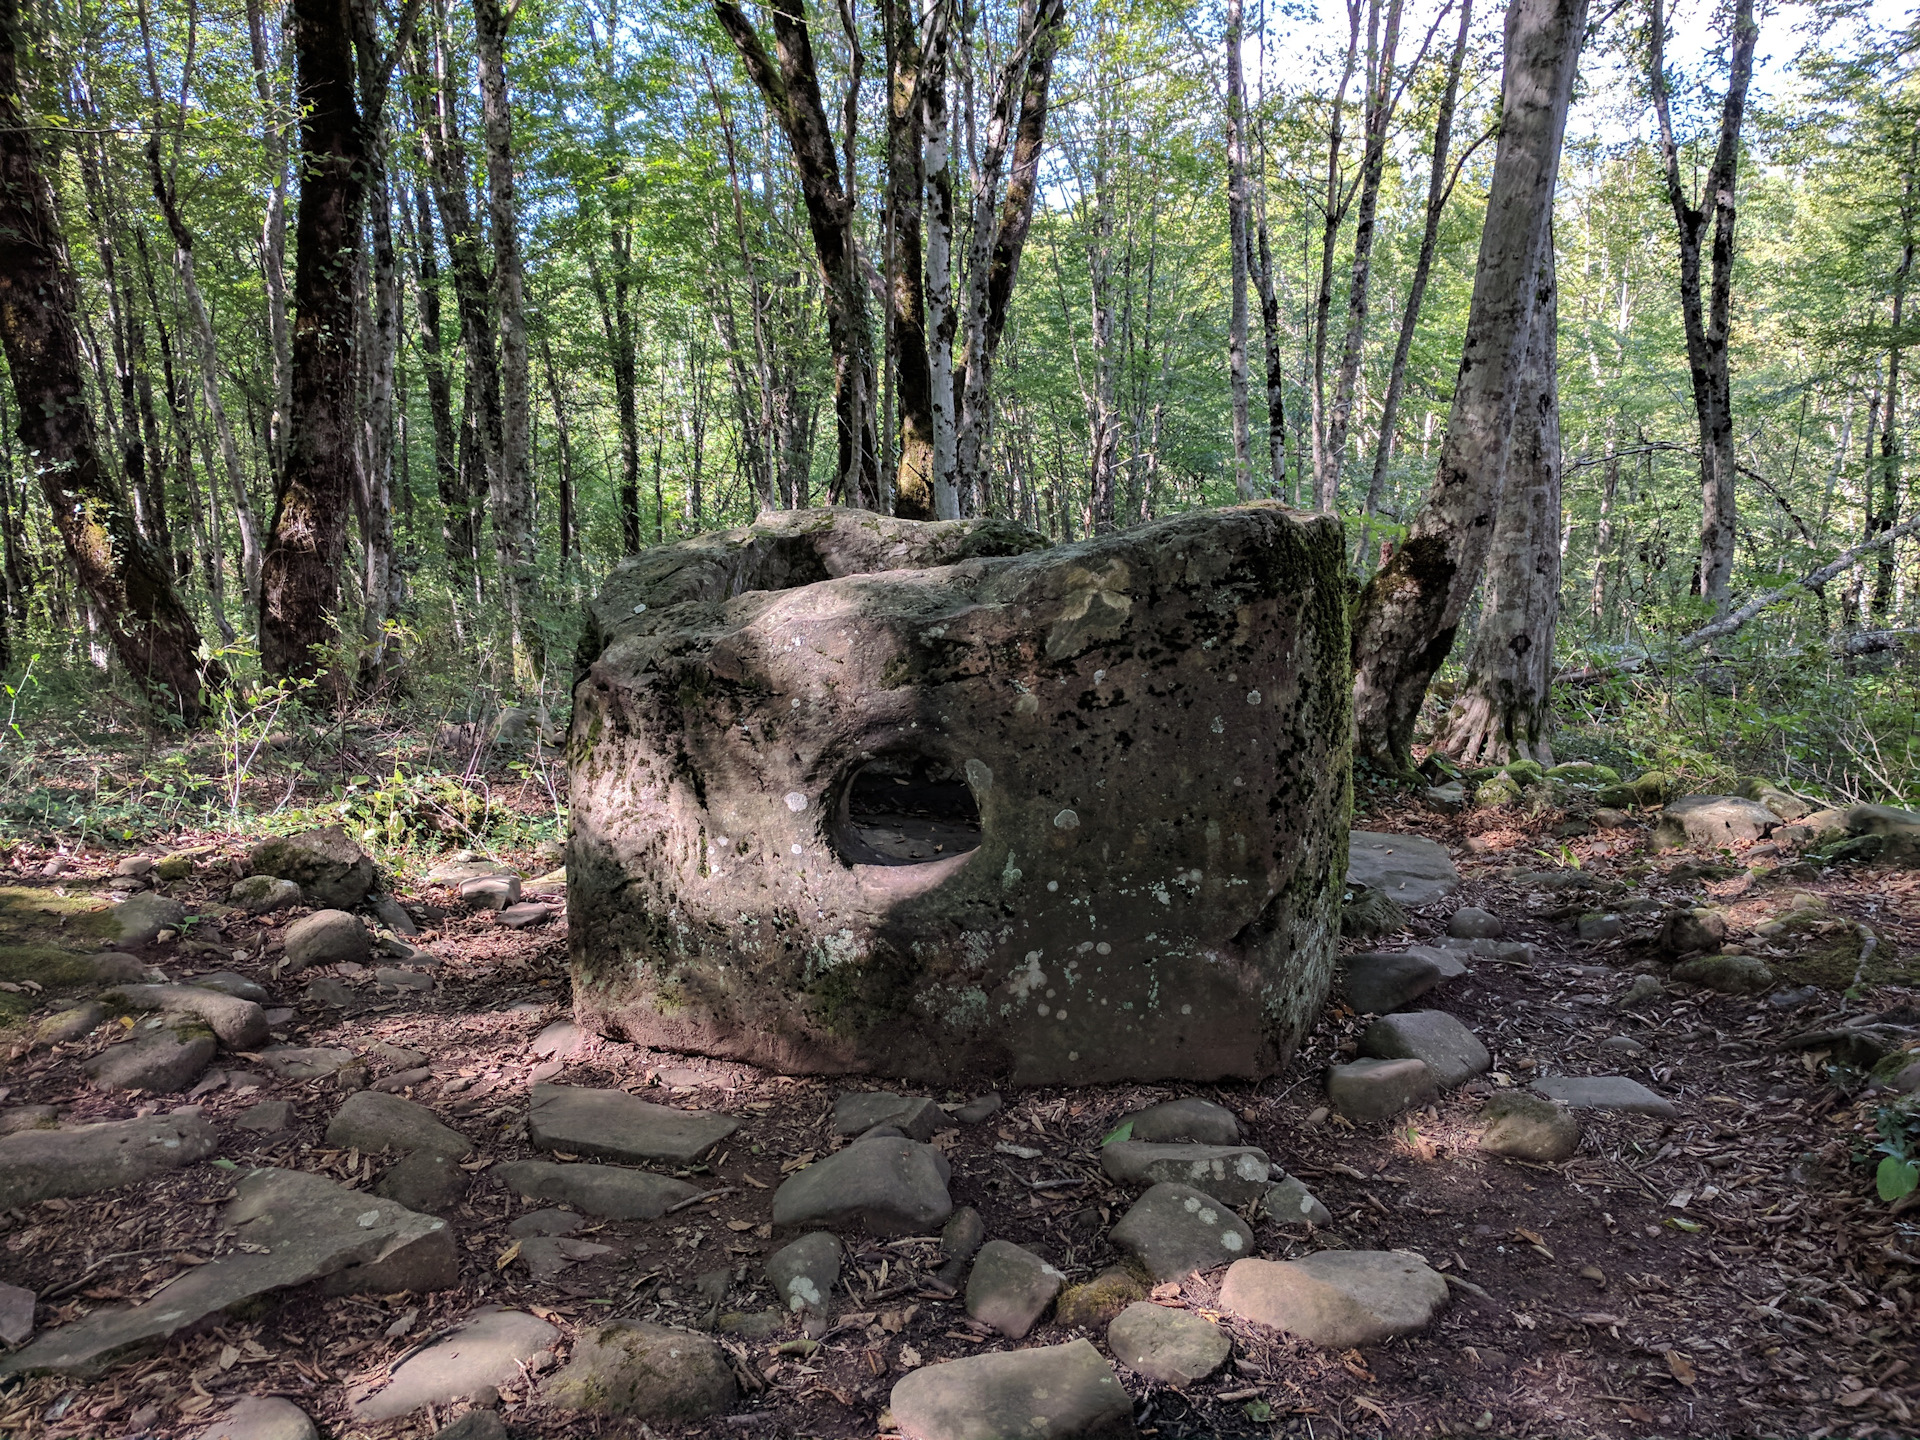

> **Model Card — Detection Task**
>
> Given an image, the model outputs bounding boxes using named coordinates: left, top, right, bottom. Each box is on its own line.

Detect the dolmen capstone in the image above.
left=568, top=504, right=1350, bottom=1084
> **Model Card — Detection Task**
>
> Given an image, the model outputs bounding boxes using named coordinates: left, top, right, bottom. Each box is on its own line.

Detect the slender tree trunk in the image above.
left=1252, top=159, right=1288, bottom=496
left=1087, top=146, right=1121, bottom=534
left=245, top=0, right=292, bottom=472
left=356, top=125, right=401, bottom=690
left=1360, top=0, right=1472, bottom=562
left=881, top=0, right=935, bottom=518
left=586, top=231, right=643, bottom=551
left=1437, top=241, right=1563, bottom=766
left=1348, top=0, right=1586, bottom=776
left=1310, top=1, right=1362, bottom=510
left=0, top=0, right=214, bottom=720
left=541, top=337, right=576, bottom=564
left=1591, top=426, right=1619, bottom=622
left=922, top=0, right=960, bottom=518
left=402, top=182, right=469, bottom=578
left=1226, top=0, right=1253, bottom=499
left=474, top=0, right=539, bottom=672
left=1871, top=138, right=1914, bottom=620
left=1649, top=0, right=1756, bottom=607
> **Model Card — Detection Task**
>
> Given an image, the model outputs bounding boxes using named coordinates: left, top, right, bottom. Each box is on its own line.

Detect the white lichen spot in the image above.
left=1151, top=884, right=1170, bottom=906
left=1047, top=880, right=1058, bottom=892
left=787, top=1277, right=822, bottom=1310
left=1053, top=808, right=1079, bottom=830
left=1076, top=942, right=1093, bottom=955
left=1096, top=942, right=1111, bottom=955
left=791, top=698, right=802, bottom=709
left=1247, top=689, right=1262, bottom=705
left=631, top=603, right=647, bottom=614
left=1008, top=952, right=1048, bottom=1000
left=1183, top=1196, right=1202, bottom=1214
left=1198, top=1205, right=1219, bottom=1225
left=784, top=791, right=809, bottom=812
left=716, top=836, right=731, bottom=847
left=1094, top=669, right=1107, bottom=684
left=791, top=844, right=803, bottom=855
left=1221, top=1230, right=1244, bottom=1251
left=1068, top=1050, right=1079, bottom=1061
left=1181, top=1004, right=1193, bottom=1015
left=1015, top=694, right=1040, bottom=716
left=1037, top=1003, right=1050, bottom=1017
left=1236, top=1154, right=1268, bottom=1180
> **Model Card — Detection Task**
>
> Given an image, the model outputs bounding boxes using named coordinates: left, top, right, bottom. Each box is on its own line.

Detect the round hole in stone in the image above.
left=832, top=753, right=983, bottom=867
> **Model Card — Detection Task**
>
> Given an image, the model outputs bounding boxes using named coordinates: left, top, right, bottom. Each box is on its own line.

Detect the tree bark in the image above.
left=882, top=0, right=935, bottom=518
left=401, top=181, right=470, bottom=578
left=1251, top=142, right=1288, bottom=496
left=245, top=0, right=292, bottom=473
left=717, top=0, right=879, bottom=509
left=541, top=336, right=576, bottom=563
left=1437, top=241, right=1562, bottom=767
left=922, top=0, right=960, bottom=518
left=1649, top=0, right=1756, bottom=608
left=1309, top=0, right=1362, bottom=511
left=0, top=0, right=214, bottom=720
left=1348, top=0, right=1586, bottom=776
left=1870, top=134, right=1914, bottom=620
left=1226, top=0, right=1253, bottom=500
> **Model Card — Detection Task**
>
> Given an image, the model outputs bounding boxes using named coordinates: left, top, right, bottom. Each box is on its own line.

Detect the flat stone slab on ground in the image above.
left=1655, top=795, right=1778, bottom=850
left=101, top=983, right=269, bottom=1049
left=965, top=1239, right=1065, bottom=1338
left=527, top=1084, right=737, bottom=1165
left=492, top=1159, right=702, bottom=1219
left=349, top=1310, right=558, bottom=1422
left=1478, top=1092, right=1580, bottom=1161
left=1107, top=1301, right=1230, bottom=1385
left=1342, top=951, right=1444, bottom=1013
left=0, top=1282, right=33, bottom=1346
left=33, top=1003, right=106, bottom=1047
left=767, top=1231, right=842, bottom=1313
left=192, top=1397, right=319, bottom=1440
left=236, top=1100, right=294, bottom=1134
left=530, top=1020, right=585, bottom=1057
left=108, top=892, right=185, bottom=948
left=1347, top=831, right=1460, bottom=908
left=258, top=1046, right=357, bottom=1080
left=833, top=1091, right=944, bottom=1141
left=188, top=971, right=272, bottom=1003
left=1532, top=1075, right=1678, bottom=1117
left=1219, top=1250, right=1450, bottom=1348
left=82, top=1023, right=215, bottom=1093
left=1115, top=1096, right=1240, bottom=1145
left=0, top=1110, right=217, bottom=1209
left=0, top=1168, right=455, bottom=1377
left=770, top=1136, right=953, bottom=1237
left=1100, top=1141, right=1271, bottom=1205
left=1327, top=1057, right=1437, bottom=1121
left=889, top=1338, right=1133, bottom=1440
left=327, top=1091, right=471, bottom=1158
left=540, top=1320, right=736, bottom=1420
left=1359, top=1010, right=1491, bottom=1089
left=1109, top=1181, right=1253, bottom=1282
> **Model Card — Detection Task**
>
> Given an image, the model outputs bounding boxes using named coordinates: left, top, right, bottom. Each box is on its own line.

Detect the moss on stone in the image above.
left=1055, top=1261, right=1152, bottom=1330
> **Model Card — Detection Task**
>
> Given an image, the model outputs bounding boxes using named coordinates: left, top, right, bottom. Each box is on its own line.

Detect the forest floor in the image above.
left=1, top=781, right=1917, bottom=1440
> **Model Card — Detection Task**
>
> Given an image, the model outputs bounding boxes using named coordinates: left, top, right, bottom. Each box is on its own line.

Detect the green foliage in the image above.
left=1870, top=1101, right=1920, bottom=1203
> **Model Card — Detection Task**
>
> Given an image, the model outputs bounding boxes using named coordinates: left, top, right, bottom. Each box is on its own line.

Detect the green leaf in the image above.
left=1876, top=1155, right=1918, bottom=1202
left=210, top=1157, right=239, bottom=1171
left=1099, top=1119, right=1133, bottom=1147
left=1243, top=1400, right=1274, bottom=1423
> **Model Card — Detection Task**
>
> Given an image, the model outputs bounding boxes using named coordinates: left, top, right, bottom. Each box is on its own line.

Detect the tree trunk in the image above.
left=0, top=0, right=214, bottom=720
left=922, top=0, right=960, bottom=518
left=1649, top=0, right=1756, bottom=608
left=1226, top=0, right=1253, bottom=500
left=1437, top=241, right=1562, bottom=766
left=260, top=0, right=367, bottom=688
left=245, top=0, right=293, bottom=473
left=882, top=0, right=935, bottom=518
left=1310, top=1, right=1362, bottom=511
left=1871, top=137, right=1914, bottom=620
left=356, top=124, right=401, bottom=690
left=586, top=230, right=642, bottom=551
left=1348, top=0, right=1586, bottom=776
left=1252, top=163, right=1288, bottom=496
left=402, top=181, right=470, bottom=578
left=541, top=336, right=576, bottom=563
left=717, top=0, right=879, bottom=509
left=474, top=0, right=539, bottom=673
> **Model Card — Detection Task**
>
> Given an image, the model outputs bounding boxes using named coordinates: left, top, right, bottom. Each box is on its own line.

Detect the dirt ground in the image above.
left=1, top=796, right=1917, bottom=1440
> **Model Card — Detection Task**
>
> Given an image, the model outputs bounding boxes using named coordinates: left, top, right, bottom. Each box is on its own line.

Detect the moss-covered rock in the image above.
left=1054, top=1261, right=1152, bottom=1330
left=1474, top=772, right=1524, bottom=808
left=1546, top=761, right=1619, bottom=786
left=1671, top=954, right=1775, bottom=994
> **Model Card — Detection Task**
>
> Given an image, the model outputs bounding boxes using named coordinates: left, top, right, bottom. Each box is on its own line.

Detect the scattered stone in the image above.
left=0, top=1283, right=34, bottom=1346
left=1596, top=770, right=1676, bottom=809
left=83, top=1021, right=216, bottom=1092
left=0, top=1169, right=455, bottom=1376
left=1843, top=803, right=1920, bottom=864
left=940, top=1207, right=987, bottom=1268
left=889, top=1339, right=1130, bottom=1440
left=1473, top=771, right=1524, bottom=808
left=517, top=1234, right=613, bottom=1282
left=1447, top=907, right=1505, bottom=940
left=1672, top=954, right=1775, bottom=994
left=1532, top=1075, right=1678, bottom=1117
left=1342, top=884, right=1410, bottom=938
left=1359, top=1011, right=1490, bottom=1089
left=1546, top=761, right=1620, bottom=786
left=374, top=967, right=433, bottom=992
left=236, top=1100, right=294, bottom=1134
left=1578, top=913, right=1624, bottom=942
left=1107, top=1301, right=1230, bottom=1385
left=33, top=1002, right=106, bottom=1047
left=109, top=893, right=186, bottom=949
left=498, top=902, right=559, bottom=929
left=192, top=1396, right=319, bottom=1440
left=1433, top=935, right=1535, bottom=966
left=85, top=952, right=166, bottom=984
left=1477, top=1092, right=1580, bottom=1161
left=1770, top=984, right=1823, bottom=1010
left=1259, top=1176, right=1332, bottom=1227
left=491, top=1160, right=701, bottom=1220
left=369, top=894, right=419, bottom=936
left=833, top=1091, right=945, bottom=1142
left=529, top=1021, right=584, bottom=1059
left=189, top=972, right=271, bottom=1003
left=349, top=1310, right=557, bottom=1422
left=770, top=1136, right=953, bottom=1237
left=1660, top=907, right=1728, bottom=956
left=0, top=1104, right=58, bottom=1136
left=368, top=1041, right=428, bottom=1069
left=249, top=826, right=376, bottom=910
left=424, top=856, right=519, bottom=887
left=508, top=1209, right=583, bottom=1238
left=954, top=1092, right=1003, bottom=1124
left=767, top=1232, right=842, bottom=1313
left=1326, top=1058, right=1436, bottom=1121
left=1592, top=808, right=1632, bottom=828
left=1599, top=1035, right=1647, bottom=1057
left=460, top=876, right=521, bottom=911
left=528, top=1084, right=738, bottom=1166
left=966, top=1240, right=1065, bottom=1338
left=282, top=910, right=371, bottom=970
left=1109, top=1182, right=1252, bottom=1282
left=0, top=1109, right=217, bottom=1209
left=302, top=977, right=360, bottom=1011
left=1117, top=1096, right=1241, bottom=1145
left=115, top=854, right=156, bottom=877
left=230, top=876, right=302, bottom=915
left=1653, top=795, right=1778, bottom=851
left=328, top=1090, right=470, bottom=1161
left=541, top=1320, right=736, bottom=1421
left=1054, top=1264, right=1150, bottom=1330
left=1342, top=951, right=1443, bottom=1014
left=259, top=1045, right=357, bottom=1080
left=428, top=1412, right=507, bottom=1440
left=1100, top=1141, right=1272, bottom=1205
left=1421, top=782, right=1467, bottom=814
left=1219, top=1250, right=1449, bottom=1348
left=102, top=984, right=269, bottom=1050
left=1618, top=974, right=1665, bottom=1008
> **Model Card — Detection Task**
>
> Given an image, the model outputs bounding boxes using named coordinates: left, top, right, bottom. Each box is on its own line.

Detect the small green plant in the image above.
left=1871, top=1100, right=1920, bottom=1203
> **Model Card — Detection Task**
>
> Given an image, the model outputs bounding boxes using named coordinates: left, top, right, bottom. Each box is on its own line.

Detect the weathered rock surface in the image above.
left=770, top=1135, right=953, bottom=1236
left=349, top=1310, right=557, bottom=1422
left=82, top=1022, right=215, bottom=1092
left=1477, top=1092, right=1580, bottom=1161
left=236, top=1099, right=294, bottom=1134
left=192, top=1397, right=319, bottom=1440
left=1359, top=1010, right=1490, bottom=1089
left=1533, top=1075, right=1677, bottom=1116
left=1116, top=1096, right=1240, bottom=1145
left=1672, top=954, right=1775, bottom=993
left=190, top=971, right=272, bottom=1003
left=1342, top=951, right=1443, bottom=1014
left=1107, top=1301, right=1230, bottom=1385
left=249, top=826, right=375, bottom=909
left=0, top=1110, right=220, bottom=1208
left=259, top=1045, right=357, bottom=1080
left=1653, top=796, right=1777, bottom=851
left=102, top=984, right=268, bottom=1050
left=527, top=1084, right=737, bottom=1165
left=569, top=504, right=1352, bottom=1086
left=32, top=1002, right=105, bottom=1047
left=833, top=1091, right=944, bottom=1141
left=1327, top=1057, right=1436, bottom=1121
left=965, top=1240, right=1065, bottom=1338
left=1099, top=1141, right=1272, bottom=1205
left=1446, top=907, right=1504, bottom=939
left=1259, top=1176, right=1333, bottom=1226
left=768, top=1231, right=842, bottom=1313
left=230, top=875, right=302, bottom=914
left=1346, top=832, right=1459, bottom=908
left=282, top=910, right=370, bottom=970
left=541, top=1320, right=736, bottom=1420
left=889, top=1339, right=1133, bottom=1440
left=0, top=1169, right=454, bottom=1376
left=0, top=1282, right=35, bottom=1346
left=1109, top=1182, right=1252, bottom=1281
left=1219, top=1250, right=1449, bottom=1348
left=108, top=893, right=185, bottom=948
left=327, top=1090, right=471, bottom=1158
left=1660, top=907, right=1728, bottom=955
left=1055, top=1264, right=1151, bottom=1331
left=492, top=1160, right=701, bottom=1219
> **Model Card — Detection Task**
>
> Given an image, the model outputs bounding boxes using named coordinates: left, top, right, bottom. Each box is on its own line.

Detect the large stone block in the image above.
left=568, top=504, right=1351, bottom=1085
